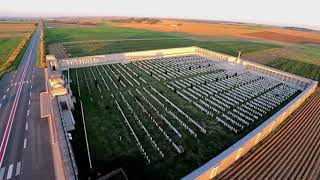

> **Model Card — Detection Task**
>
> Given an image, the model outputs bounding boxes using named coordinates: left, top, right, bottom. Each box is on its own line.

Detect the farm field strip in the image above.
left=0, top=21, right=35, bottom=77
left=45, top=22, right=281, bottom=58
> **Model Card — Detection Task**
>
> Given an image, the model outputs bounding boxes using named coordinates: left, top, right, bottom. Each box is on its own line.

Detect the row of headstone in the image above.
left=128, top=90, right=184, bottom=154
left=82, top=69, right=93, bottom=101
left=95, top=66, right=110, bottom=91
left=112, top=64, right=134, bottom=87
left=99, top=65, right=119, bottom=90
left=150, top=86, right=206, bottom=134
left=115, top=100, right=151, bottom=164
left=142, top=87, right=197, bottom=138
left=119, top=92, right=165, bottom=158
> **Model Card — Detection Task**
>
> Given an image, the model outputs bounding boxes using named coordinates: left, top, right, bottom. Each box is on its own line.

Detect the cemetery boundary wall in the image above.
left=55, top=46, right=318, bottom=179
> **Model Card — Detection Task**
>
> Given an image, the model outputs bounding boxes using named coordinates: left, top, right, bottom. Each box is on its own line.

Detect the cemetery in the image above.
left=53, top=47, right=317, bottom=179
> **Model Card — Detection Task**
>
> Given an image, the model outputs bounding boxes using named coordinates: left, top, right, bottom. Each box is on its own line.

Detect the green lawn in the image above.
left=267, top=58, right=320, bottom=81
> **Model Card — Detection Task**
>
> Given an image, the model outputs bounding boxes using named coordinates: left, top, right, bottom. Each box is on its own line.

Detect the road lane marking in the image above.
left=29, top=92, right=31, bottom=97
left=0, top=167, right=5, bottom=180
left=27, top=110, right=30, bottom=117
left=28, top=99, right=31, bottom=105
left=0, top=31, right=37, bottom=168
left=6, top=164, right=13, bottom=179
left=0, top=103, right=2, bottom=109
left=2, top=95, right=5, bottom=100
left=30, top=85, right=32, bottom=89
left=6, top=88, right=9, bottom=93
left=23, top=139, right=27, bottom=149
left=15, top=162, right=21, bottom=176
left=25, top=122, right=28, bottom=131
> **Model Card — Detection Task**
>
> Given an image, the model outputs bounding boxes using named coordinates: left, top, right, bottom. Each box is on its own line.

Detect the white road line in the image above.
left=29, top=92, right=31, bottom=97
left=23, top=139, right=27, bottom=149
left=15, top=162, right=21, bottom=176
left=27, top=110, right=30, bottom=117
left=25, top=122, right=28, bottom=131
left=0, top=103, right=2, bottom=109
left=28, top=99, right=31, bottom=105
left=6, top=164, right=13, bottom=179
left=0, top=167, right=5, bottom=180
left=30, top=85, right=33, bottom=89
left=6, top=88, right=9, bottom=93
left=2, top=95, right=6, bottom=100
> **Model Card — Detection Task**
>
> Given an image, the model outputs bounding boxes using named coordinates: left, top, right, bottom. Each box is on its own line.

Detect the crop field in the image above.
left=0, top=21, right=35, bottom=77
left=63, top=39, right=280, bottom=58
left=45, top=23, right=178, bottom=44
left=67, top=55, right=301, bottom=179
left=45, top=22, right=280, bottom=59
left=112, top=19, right=320, bottom=44
left=0, top=37, right=24, bottom=66
left=245, top=31, right=320, bottom=44
left=267, top=58, right=320, bottom=81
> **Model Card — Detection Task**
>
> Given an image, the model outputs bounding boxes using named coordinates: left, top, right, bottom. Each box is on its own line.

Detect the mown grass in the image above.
left=267, top=58, right=320, bottom=81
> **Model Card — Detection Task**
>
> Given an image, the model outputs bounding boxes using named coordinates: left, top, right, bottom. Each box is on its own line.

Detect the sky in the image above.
left=1, top=0, right=319, bottom=29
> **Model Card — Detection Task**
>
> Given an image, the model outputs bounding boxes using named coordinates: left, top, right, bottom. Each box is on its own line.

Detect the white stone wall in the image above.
left=56, top=46, right=314, bottom=90
left=53, top=46, right=318, bottom=179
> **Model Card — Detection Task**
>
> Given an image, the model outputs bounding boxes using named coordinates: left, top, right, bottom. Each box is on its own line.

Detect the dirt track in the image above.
left=217, top=92, right=320, bottom=180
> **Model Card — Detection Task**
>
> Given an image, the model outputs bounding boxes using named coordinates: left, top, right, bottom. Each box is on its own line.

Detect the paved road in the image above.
left=0, top=26, right=55, bottom=180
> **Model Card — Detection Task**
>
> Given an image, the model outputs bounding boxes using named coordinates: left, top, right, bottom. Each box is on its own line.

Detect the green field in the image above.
left=0, top=35, right=32, bottom=78
left=0, top=21, right=35, bottom=78
left=64, top=39, right=280, bottom=58
left=45, top=22, right=280, bottom=58
left=45, top=25, right=178, bottom=44
left=267, top=58, right=320, bottom=81
left=295, top=44, right=320, bottom=57
left=0, top=37, right=23, bottom=66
